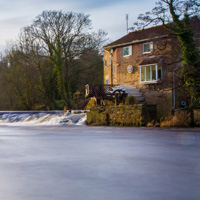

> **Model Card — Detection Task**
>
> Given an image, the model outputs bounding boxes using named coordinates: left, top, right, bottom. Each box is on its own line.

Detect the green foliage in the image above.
left=125, top=96, right=137, bottom=105
left=55, top=100, right=66, bottom=110
left=0, top=10, right=106, bottom=110
left=135, top=0, right=200, bottom=106
left=68, top=50, right=104, bottom=98
left=170, top=15, right=200, bottom=104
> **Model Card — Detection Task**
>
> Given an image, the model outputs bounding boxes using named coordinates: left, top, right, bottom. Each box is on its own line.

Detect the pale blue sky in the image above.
left=0, top=0, right=157, bottom=49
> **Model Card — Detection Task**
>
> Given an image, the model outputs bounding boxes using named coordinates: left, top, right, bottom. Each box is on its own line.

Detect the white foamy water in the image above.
left=0, top=111, right=87, bottom=126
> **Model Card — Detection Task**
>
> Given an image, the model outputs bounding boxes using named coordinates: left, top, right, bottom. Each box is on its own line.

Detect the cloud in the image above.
left=0, top=16, right=31, bottom=44
left=89, top=0, right=157, bottom=42
left=0, top=0, right=157, bottom=47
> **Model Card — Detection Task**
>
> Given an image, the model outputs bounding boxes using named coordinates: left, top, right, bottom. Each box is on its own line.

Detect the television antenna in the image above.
left=126, top=14, right=134, bottom=33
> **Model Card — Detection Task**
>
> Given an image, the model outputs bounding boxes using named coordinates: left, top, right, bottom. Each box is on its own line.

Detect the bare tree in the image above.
left=22, top=10, right=107, bottom=108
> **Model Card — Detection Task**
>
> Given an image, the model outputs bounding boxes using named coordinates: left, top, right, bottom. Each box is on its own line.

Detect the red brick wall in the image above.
left=103, top=51, right=112, bottom=84
left=103, top=18, right=200, bottom=117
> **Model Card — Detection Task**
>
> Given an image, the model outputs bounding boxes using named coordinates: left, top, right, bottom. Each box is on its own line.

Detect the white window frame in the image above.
left=113, top=65, right=116, bottom=75
left=140, top=63, right=162, bottom=84
left=123, top=45, right=132, bottom=57
left=105, top=77, right=109, bottom=84
left=104, top=59, right=107, bottom=68
left=143, top=42, right=153, bottom=54
left=109, top=56, right=112, bottom=65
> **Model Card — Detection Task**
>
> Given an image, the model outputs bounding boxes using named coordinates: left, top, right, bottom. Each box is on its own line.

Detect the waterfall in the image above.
left=0, top=110, right=87, bottom=126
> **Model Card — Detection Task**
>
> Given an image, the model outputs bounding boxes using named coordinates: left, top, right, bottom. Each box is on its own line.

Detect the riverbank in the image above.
left=86, top=106, right=200, bottom=127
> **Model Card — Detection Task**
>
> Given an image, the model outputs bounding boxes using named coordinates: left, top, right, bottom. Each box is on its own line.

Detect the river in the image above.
left=0, top=110, right=87, bottom=126
left=0, top=111, right=199, bottom=200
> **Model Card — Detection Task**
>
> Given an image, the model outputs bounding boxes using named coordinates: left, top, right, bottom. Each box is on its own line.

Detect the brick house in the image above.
left=103, top=17, right=200, bottom=118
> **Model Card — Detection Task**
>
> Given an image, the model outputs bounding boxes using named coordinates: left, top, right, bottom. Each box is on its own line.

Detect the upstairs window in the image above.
left=143, top=42, right=153, bottom=54
left=123, top=46, right=132, bottom=57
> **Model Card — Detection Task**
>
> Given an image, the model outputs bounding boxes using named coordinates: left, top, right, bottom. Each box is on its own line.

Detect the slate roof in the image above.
left=104, top=25, right=171, bottom=48
left=104, top=16, right=200, bottom=49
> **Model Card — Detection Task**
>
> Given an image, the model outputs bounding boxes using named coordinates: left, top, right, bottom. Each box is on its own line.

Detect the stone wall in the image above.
left=87, top=105, right=157, bottom=126
left=143, top=90, right=172, bottom=118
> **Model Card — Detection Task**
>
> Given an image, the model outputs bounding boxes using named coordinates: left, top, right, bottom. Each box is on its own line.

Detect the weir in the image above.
left=0, top=110, right=88, bottom=126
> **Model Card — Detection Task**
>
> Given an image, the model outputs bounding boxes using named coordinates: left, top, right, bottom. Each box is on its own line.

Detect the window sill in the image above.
left=142, top=51, right=152, bottom=54
left=123, top=55, right=131, bottom=58
left=140, top=80, right=162, bottom=84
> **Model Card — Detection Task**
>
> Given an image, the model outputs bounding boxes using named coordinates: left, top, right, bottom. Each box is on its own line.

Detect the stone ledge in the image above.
left=86, top=105, right=157, bottom=126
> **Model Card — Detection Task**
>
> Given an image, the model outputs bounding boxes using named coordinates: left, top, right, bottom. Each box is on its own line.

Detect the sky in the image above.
left=0, top=0, right=157, bottom=50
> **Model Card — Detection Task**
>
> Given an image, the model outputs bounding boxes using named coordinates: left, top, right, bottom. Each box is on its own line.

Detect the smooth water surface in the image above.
left=0, top=125, right=199, bottom=200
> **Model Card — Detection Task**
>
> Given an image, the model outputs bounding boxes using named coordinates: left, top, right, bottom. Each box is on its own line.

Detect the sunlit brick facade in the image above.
left=103, top=17, right=200, bottom=117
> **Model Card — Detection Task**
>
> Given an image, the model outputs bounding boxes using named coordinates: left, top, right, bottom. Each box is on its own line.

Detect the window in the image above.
left=113, top=65, right=116, bottom=74
left=104, top=59, right=107, bottom=67
left=105, top=77, right=109, bottom=84
left=109, top=56, right=112, bottom=65
left=158, top=64, right=162, bottom=79
left=143, top=42, right=153, bottom=54
left=123, top=46, right=132, bottom=57
left=140, top=64, right=162, bottom=83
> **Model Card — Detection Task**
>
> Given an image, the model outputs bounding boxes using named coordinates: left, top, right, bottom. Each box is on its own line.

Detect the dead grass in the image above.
left=147, top=121, right=155, bottom=127
left=85, top=98, right=96, bottom=110
left=160, top=111, right=191, bottom=127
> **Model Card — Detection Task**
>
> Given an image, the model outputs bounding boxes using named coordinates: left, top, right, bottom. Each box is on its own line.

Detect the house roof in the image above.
left=104, top=25, right=171, bottom=49
left=104, top=16, right=200, bottom=49
left=139, top=57, right=162, bottom=66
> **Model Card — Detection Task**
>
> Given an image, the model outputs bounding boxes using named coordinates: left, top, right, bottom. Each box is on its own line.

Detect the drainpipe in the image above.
left=111, top=49, right=113, bottom=85
left=172, top=68, right=178, bottom=109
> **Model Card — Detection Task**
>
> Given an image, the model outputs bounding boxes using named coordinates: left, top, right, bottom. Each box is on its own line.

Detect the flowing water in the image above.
left=0, top=110, right=87, bottom=126
left=0, top=111, right=199, bottom=200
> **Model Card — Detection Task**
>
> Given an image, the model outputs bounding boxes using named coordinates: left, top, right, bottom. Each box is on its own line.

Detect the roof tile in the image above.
left=139, top=57, right=162, bottom=65
left=105, top=25, right=170, bottom=48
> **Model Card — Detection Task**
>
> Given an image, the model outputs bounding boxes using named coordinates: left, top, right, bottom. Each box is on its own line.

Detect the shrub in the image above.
left=160, top=111, right=191, bottom=127
left=102, top=99, right=115, bottom=106
left=147, top=120, right=155, bottom=127
left=85, top=98, right=96, bottom=110
left=55, top=100, right=66, bottom=110
left=125, top=96, right=138, bottom=105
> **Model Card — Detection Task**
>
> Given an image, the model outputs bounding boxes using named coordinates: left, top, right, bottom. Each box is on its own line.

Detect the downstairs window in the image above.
left=140, top=64, right=162, bottom=84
